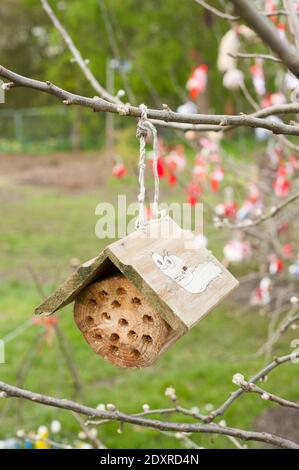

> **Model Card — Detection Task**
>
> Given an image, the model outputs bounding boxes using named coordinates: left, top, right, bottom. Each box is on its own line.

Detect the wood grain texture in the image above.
left=74, top=274, right=174, bottom=368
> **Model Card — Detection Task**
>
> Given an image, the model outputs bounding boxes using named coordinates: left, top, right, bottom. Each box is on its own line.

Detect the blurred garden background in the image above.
left=0, top=0, right=299, bottom=449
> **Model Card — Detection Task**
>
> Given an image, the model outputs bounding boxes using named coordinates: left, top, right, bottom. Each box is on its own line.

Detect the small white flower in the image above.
left=291, top=324, right=298, bottom=330
left=219, top=419, right=226, bottom=427
left=142, top=404, right=150, bottom=412
left=78, top=431, right=86, bottom=439
left=232, top=373, right=246, bottom=386
left=117, top=89, right=125, bottom=98
left=37, top=425, right=48, bottom=437
left=165, top=386, right=177, bottom=401
left=175, top=432, right=183, bottom=439
left=50, top=420, right=61, bottom=434
left=117, top=427, right=123, bottom=434
left=16, top=429, right=25, bottom=438
left=106, top=403, right=116, bottom=412
left=290, top=296, right=299, bottom=305
left=190, top=406, right=200, bottom=415
left=89, top=428, right=98, bottom=439
left=0, top=392, right=8, bottom=398
left=84, top=59, right=90, bottom=65
left=204, top=403, right=214, bottom=412
left=261, top=392, right=270, bottom=400
left=96, top=403, right=106, bottom=411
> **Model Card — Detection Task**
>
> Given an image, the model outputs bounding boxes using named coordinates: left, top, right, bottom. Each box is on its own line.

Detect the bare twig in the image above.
left=230, top=0, right=299, bottom=78
left=72, top=412, right=106, bottom=449
left=220, top=191, right=299, bottom=230
left=258, top=310, right=299, bottom=357
left=2, top=65, right=299, bottom=136
left=206, top=351, right=299, bottom=422
left=283, top=0, right=299, bottom=51
left=40, top=0, right=121, bottom=105
left=229, top=52, right=282, bottom=63
left=239, top=381, right=299, bottom=411
left=98, top=0, right=135, bottom=102
left=195, top=0, right=239, bottom=21
left=0, top=380, right=297, bottom=449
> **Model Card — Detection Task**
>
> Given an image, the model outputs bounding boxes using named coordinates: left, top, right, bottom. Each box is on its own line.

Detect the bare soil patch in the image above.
left=0, top=151, right=111, bottom=191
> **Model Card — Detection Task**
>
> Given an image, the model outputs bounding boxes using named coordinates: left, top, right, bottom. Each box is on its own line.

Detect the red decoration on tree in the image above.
left=268, top=254, right=284, bottom=275
left=273, top=164, right=291, bottom=197
left=112, top=163, right=127, bottom=179
left=210, top=167, right=224, bottom=192
left=186, top=64, right=208, bottom=100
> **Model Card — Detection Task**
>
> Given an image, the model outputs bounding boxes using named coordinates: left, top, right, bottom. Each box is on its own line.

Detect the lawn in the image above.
left=0, top=153, right=298, bottom=449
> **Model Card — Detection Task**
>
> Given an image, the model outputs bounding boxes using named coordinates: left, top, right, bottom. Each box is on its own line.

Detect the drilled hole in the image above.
left=110, top=345, right=119, bottom=355
left=99, top=290, right=108, bottom=299
left=89, top=299, right=97, bottom=308
left=116, top=287, right=127, bottom=295
left=110, top=333, right=120, bottom=343
left=119, top=318, right=128, bottom=327
left=142, top=334, right=153, bottom=344
left=128, top=330, right=137, bottom=341
left=111, top=300, right=121, bottom=308
left=101, top=312, right=111, bottom=321
left=143, top=314, right=153, bottom=324
left=132, top=348, right=140, bottom=359
left=86, top=315, right=94, bottom=326
left=94, top=332, right=102, bottom=340
left=131, top=297, right=141, bottom=305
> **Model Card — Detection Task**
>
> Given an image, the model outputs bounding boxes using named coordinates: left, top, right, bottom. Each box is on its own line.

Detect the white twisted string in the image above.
left=136, top=104, right=161, bottom=229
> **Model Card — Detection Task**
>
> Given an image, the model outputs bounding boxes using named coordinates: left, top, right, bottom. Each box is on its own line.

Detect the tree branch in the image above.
left=230, top=0, right=299, bottom=77
left=2, top=65, right=299, bottom=136
left=40, top=0, right=121, bottom=105
left=206, top=351, right=299, bottom=422
left=0, top=380, right=298, bottom=449
left=229, top=52, right=282, bottom=63
left=194, top=0, right=239, bottom=21
left=219, top=191, right=299, bottom=230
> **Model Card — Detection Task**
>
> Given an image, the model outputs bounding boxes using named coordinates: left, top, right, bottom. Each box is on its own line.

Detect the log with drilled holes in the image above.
left=74, top=273, right=172, bottom=368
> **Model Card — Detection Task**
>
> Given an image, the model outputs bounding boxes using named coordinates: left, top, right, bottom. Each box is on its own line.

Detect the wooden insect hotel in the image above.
left=35, top=217, right=239, bottom=368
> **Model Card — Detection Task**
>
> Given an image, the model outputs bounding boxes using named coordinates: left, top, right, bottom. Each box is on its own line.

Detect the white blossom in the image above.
left=142, top=404, right=150, bottom=412
left=16, top=429, right=25, bottom=438
left=232, top=373, right=246, bottom=386
left=190, top=406, right=200, bottom=415
left=106, top=403, right=116, bottom=411
left=204, top=403, right=214, bottom=412
left=96, top=403, right=106, bottom=411
left=50, top=420, right=61, bottom=434
left=261, top=392, right=270, bottom=401
left=165, top=386, right=177, bottom=401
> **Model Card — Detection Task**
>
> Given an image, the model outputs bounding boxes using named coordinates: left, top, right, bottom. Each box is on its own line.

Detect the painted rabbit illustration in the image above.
left=152, top=252, right=222, bottom=294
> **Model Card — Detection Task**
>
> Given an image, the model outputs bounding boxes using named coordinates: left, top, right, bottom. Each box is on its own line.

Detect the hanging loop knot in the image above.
left=135, top=104, right=161, bottom=229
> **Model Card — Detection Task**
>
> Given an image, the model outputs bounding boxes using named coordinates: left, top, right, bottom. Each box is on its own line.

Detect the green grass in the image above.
left=0, top=179, right=298, bottom=449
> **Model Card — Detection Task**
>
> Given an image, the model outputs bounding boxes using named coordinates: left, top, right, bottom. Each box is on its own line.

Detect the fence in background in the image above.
left=0, top=106, right=106, bottom=152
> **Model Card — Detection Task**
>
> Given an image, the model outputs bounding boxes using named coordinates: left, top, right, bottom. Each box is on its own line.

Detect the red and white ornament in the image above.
left=186, top=64, right=208, bottom=100
left=112, top=163, right=127, bottom=179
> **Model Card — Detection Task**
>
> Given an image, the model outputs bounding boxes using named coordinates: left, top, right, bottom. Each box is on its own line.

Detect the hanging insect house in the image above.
left=36, top=106, right=239, bottom=368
